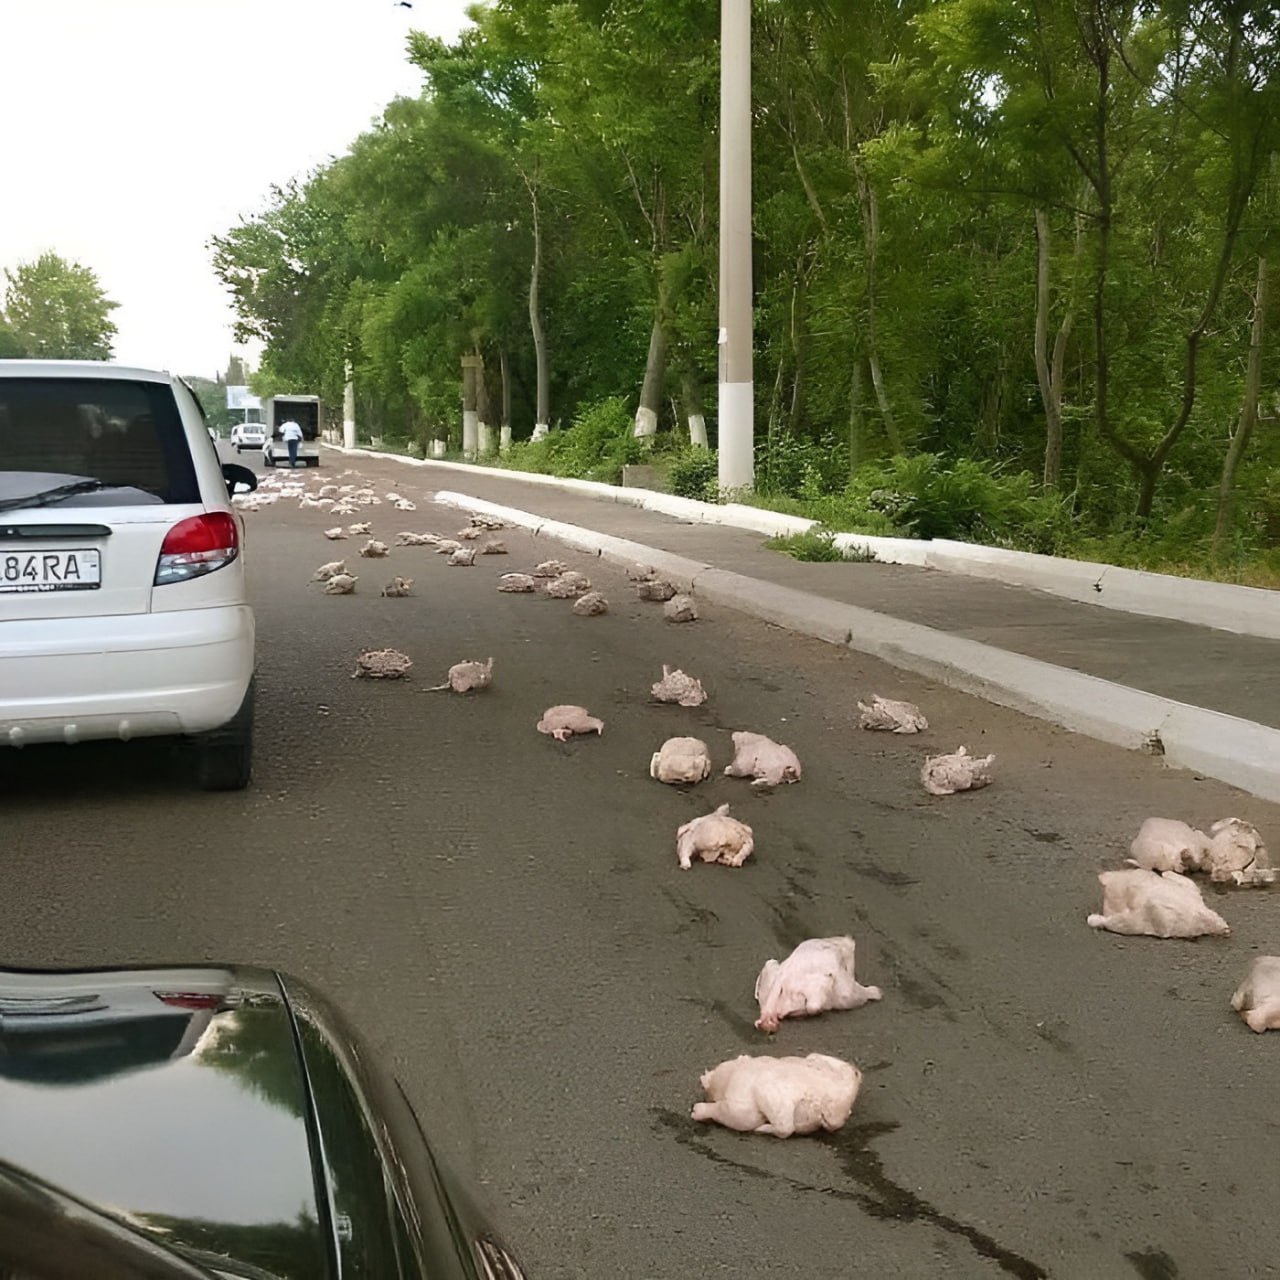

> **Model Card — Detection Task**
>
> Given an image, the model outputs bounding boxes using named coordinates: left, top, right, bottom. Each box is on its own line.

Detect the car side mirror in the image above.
left=222, top=463, right=258, bottom=495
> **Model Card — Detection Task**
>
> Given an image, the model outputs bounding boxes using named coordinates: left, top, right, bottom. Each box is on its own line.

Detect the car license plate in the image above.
left=0, top=549, right=101, bottom=593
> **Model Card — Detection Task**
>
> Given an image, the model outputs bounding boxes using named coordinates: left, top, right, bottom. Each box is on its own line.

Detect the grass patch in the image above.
left=765, top=530, right=875, bottom=563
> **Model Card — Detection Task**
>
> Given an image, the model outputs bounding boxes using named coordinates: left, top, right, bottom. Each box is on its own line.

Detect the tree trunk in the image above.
left=499, top=348, right=513, bottom=454
left=682, top=367, right=708, bottom=447
left=634, top=310, right=668, bottom=441
left=1212, top=256, right=1267, bottom=557
left=1034, top=208, right=1074, bottom=489
left=854, top=156, right=901, bottom=454
left=848, top=356, right=866, bottom=479
left=522, top=168, right=551, bottom=440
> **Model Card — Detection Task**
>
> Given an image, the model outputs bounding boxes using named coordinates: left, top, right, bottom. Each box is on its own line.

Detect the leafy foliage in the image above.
left=209, top=0, right=1280, bottom=581
left=2, top=253, right=117, bottom=359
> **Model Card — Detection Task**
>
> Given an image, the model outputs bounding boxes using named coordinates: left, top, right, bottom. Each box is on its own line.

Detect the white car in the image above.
left=0, top=361, right=257, bottom=789
left=230, top=422, right=266, bottom=451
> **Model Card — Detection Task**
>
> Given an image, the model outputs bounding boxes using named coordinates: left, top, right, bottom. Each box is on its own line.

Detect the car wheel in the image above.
left=192, top=679, right=254, bottom=792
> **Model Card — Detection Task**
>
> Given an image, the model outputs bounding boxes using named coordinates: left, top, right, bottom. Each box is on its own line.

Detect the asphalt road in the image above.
left=4, top=446, right=1279, bottom=1280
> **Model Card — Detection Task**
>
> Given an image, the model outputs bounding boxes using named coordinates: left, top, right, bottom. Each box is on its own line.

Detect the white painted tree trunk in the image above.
left=531, top=423, right=549, bottom=442
left=688, top=413, right=708, bottom=447
left=499, top=426, right=512, bottom=454
left=342, top=362, right=356, bottom=450
left=478, top=422, right=494, bottom=455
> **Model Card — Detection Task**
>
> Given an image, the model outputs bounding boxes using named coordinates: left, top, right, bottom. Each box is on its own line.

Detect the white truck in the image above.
left=262, top=394, right=322, bottom=468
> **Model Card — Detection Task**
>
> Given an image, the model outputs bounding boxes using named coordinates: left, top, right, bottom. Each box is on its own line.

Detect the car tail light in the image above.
left=155, top=512, right=239, bottom=585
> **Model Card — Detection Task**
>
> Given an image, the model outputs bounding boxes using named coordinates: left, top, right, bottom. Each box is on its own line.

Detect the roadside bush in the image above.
left=846, top=454, right=1073, bottom=552
left=669, top=446, right=719, bottom=501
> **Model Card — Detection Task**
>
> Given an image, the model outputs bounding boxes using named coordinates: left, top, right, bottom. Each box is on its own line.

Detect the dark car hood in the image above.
left=0, top=965, right=332, bottom=1279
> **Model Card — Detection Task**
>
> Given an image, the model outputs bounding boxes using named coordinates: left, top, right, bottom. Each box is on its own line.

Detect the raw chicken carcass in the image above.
left=480, top=540, right=507, bottom=555
left=393, top=499, right=417, bottom=511
left=1127, top=818, right=1209, bottom=873
left=627, top=565, right=656, bottom=582
left=322, top=573, right=358, bottom=595
left=323, top=527, right=348, bottom=540
left=858, top=695, right=928, bottom=734
left=311, top=560, right=346, bottom=582
left=650, top=737, right=712, bottom=785
left=1203, top=818, right=1274, bottom=887
left=348, top=522, right=373, bottom=535
left=434, top=540, right=463, bottom=555
left=637, top=578, right=677, bottom=602
left=920, top=746, right=994, bottom=796
left=352, top=648, right=413, bottom=679
left=651, top=665, right=707, bottom=708
left=428, top=657, right=494, bottom=693
left=675, top=803, right=753, bottom=870
left=533, top=560, right=568, bottom=578
left=545, top=571, right=592, bottom=598
left=572, top=591, right=608, bottom=616
left=1231, top=956, right=1280, bottom=1033
left=691, top=1053, right=862, bottom=1139
left=318, top=484, right=339, bottom=498
left=380, top=576, right=414, bottom=597
left=664, top=594, right=698, bottom=623
left=457, top=526, right=483, bottom=540
left=396, top=531, right=437, bottom=546
left=358, top=539, right=389, bottom=558
left=1086, top=868, right=1230, bottom=939
left=754, top=937, right=882, bottom=1032
left=724, top=731, right=801, bottom=790
left=447, top=547, right=477, bottom=567
left=497, top=573, right=538, bottom=593
left=537, top=705, right=604, bottom=741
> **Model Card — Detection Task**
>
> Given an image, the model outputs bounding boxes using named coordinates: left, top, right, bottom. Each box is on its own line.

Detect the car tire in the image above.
left=192, top=679, right=254, bottom=792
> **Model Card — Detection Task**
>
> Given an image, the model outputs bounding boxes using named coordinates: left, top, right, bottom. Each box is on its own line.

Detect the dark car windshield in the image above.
left=0, top=378, right=199, bottom=506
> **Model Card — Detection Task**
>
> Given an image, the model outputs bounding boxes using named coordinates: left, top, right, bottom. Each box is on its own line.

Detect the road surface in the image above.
left=3, top=447, right=1278, bottom=1280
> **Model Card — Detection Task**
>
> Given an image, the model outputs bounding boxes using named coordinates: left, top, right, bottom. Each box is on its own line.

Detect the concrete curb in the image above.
left=432, top=488, right=1280, bottom=804
left=325, top=444, right=1279, bottom=639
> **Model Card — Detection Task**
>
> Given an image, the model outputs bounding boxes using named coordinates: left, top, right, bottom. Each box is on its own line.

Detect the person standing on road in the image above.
left=280, top=418, right=304, bottom=468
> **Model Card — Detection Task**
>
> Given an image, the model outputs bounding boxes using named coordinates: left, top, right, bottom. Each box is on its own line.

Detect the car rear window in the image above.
left=0, top=378, right=199, bottom=505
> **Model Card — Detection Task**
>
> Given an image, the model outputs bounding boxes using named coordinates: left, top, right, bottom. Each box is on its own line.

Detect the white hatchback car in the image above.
left=0, top=361, right=257, bottom=789
left=230, top=422, right=266, bottom=451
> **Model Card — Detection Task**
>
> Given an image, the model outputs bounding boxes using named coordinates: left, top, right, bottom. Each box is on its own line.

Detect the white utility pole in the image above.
left=718, top=0, right=754, bottom=492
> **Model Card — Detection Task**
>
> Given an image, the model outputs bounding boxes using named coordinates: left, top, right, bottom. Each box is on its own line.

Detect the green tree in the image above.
left=2, top=252, right=118, bottom=359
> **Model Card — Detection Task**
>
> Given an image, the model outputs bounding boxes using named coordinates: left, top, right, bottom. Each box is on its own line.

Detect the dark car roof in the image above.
left=0, top=966, right=333, bottom=1279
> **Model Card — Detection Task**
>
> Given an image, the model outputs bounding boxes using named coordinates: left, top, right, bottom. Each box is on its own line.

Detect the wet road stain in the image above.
left=658, top=884, right=722, bottom=941
left=1125, top=1248, right=1179, bottom=1279
left=679, top=997, right=759, bottom=1044
left=852, top=861, right=921, bottom=888
left=653, top=1110, right=1048, bottom=1279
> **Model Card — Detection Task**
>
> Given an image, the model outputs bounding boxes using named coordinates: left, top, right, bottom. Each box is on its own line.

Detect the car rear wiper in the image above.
left=0, top=479, right=106, bottom=515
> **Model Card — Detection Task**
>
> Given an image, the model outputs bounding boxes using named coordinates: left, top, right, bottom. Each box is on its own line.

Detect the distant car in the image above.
left=230, top=423, right=266, bottom=451
left=0, top=964, right=530, bottom=1279
left=0, top=360, right=259, bottom=790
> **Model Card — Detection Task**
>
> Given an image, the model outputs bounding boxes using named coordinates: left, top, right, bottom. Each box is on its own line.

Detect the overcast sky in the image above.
left=0, top=0, right=475, bottom=379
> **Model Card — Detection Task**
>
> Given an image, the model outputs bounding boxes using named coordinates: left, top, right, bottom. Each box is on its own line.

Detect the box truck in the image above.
left=262, top=394, right=322, bottom=468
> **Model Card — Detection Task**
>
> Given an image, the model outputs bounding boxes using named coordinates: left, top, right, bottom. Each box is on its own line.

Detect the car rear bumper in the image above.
left=0, top=606, right=255, bottom=745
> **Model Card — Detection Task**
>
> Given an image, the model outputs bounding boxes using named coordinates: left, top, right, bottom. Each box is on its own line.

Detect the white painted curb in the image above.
left=432, top=488, right=1280, bottom=804
left=327, top=444, right=1279, bottom=639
